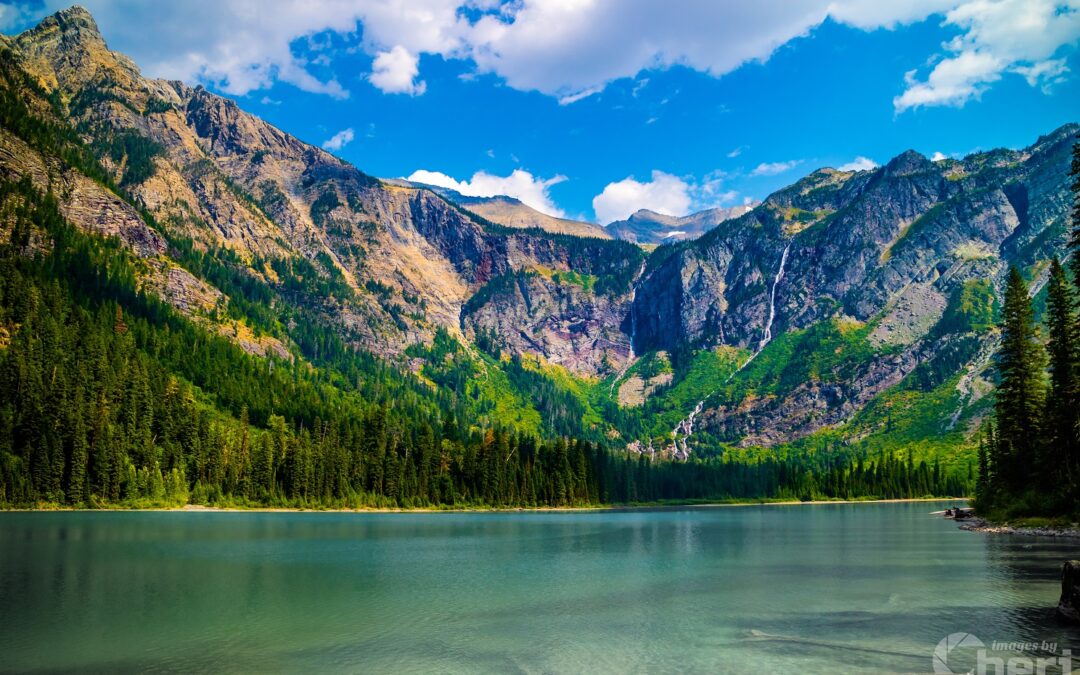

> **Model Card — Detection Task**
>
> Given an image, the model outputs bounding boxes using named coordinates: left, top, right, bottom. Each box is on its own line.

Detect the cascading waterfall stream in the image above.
left=668, top=240, right=793, bottom=458
left=759, top=240, right=792, bottom=351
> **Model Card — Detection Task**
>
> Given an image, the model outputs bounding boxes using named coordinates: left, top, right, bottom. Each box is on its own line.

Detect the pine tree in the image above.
left=975, top=431, right=991, bottom=510
left=1069, top=140, right=1080, bottom=290
left=995, top=266, right=1045, bottom=492
left=1045, top=257, right=1080, bottom=480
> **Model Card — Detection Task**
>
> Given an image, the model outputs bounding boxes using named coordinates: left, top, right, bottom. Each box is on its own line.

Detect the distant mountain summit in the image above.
left=391, top=177, right=754, bottom=246
left=385, top=178, right=611, bottom=239
left=605, top=205, right=756, bottom=245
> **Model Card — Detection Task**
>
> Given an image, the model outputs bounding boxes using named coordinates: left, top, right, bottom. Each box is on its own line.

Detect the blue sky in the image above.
left=3, top=1, right=1079, bottom=223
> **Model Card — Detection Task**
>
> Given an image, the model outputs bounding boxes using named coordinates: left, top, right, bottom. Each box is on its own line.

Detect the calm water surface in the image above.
left=2, top=502, right=1079, bottom=673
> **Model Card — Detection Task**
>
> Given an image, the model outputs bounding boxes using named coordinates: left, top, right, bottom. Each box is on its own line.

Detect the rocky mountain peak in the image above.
left=52, top=5, right=99, bottom=30
left=883, top=149, right=932, bottom=177
left=628, top=209, right=678, bottom=225
left=13, top=4, right=140, bottom=94
left=1028, top=122, right=1080, bottom=155
left=19, top=5, right=105, bottom=52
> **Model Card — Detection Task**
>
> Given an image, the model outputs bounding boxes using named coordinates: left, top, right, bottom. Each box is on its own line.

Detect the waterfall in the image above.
left=628, top=260, right=646, bottom=361
left=758, top=241, right=792, bottom=351
left=666, top=240, right=794, bottom=460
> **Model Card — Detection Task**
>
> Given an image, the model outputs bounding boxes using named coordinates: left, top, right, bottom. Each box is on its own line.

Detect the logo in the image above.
left=932, top=632, right=1073, bottom=674
left=934, top=632, right=985, bottom=674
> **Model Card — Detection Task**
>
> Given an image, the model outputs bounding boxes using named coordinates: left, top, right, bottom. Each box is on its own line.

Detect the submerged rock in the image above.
left=1057, top=561, right=1080, bottom=623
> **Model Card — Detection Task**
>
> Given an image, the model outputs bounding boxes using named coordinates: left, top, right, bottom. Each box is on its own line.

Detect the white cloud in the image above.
left=727, top=146, right=745, bottom=158
left=369, top=45, right=427, bottom=95
left=592, top=171, right=692, bottom=225
left=322, top=127, right=355, bottom=151
left=931, top=151, right=948, bottom=161
left=750, top=160, right=802, bottom=177
left=1013, top=58, right=1070, bottom=91
left=11, top=0, right=1078, bottom=110
left=557, top=86, right=602, bottom=105
left=0, top=2, right=36, bottom=30
left=837, top=156, right=879, bottom=171
left=9, top=0, right=468, bottom=98
left=894, top=0, right=1080, bottom=112
left=406, top=168, right=567, bottom=217
left=592, top=169, right=743, bottom=224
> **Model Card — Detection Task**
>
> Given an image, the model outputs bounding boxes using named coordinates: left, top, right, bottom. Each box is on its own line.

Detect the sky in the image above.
left=2, top=0, right=1079, bottom=224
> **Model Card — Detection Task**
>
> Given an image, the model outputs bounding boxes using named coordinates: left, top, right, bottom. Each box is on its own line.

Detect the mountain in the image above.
left=0, top=6, right=1076, bottom=508
left=385, top=179, right=612, bottom=240
left=631, top=129, right=1076, bottom=454
left=392, top=178, right=752, bottom=247
left=605, top=205, right=755, bottom=245
left=2, top=6, right=642, bottom=379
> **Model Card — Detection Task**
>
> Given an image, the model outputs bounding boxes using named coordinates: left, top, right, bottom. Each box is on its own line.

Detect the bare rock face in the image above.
left=462, top=272, right=631, bottom=377
left=635, top=127, right=1077, bottom=356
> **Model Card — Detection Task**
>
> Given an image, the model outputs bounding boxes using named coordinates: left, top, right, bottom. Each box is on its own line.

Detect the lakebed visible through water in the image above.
left=1, top=501, right=1078, bottom=673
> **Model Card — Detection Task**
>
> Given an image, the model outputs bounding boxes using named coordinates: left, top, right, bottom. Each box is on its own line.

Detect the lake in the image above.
left=2, top=502, right=1078, bottom=673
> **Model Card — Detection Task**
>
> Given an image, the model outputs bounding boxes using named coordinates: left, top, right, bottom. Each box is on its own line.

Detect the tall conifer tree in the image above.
left=1045, top=257, right=1079, bottom=479
left=995, top=266, right=1045, bottom=491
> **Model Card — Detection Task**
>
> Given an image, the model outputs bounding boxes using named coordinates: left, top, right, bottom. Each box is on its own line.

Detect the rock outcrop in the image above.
left=1058, top=561, right=1080, bottom=623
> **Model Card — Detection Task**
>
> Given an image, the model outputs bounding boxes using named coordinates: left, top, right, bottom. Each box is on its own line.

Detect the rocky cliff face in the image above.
left=634, top=131, right=1076, bottom=356
left=633, top=127, right=1075, bottom=449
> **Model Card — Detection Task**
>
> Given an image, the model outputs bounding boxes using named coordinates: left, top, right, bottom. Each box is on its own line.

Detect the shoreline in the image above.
left=1, top=496, right=969, bottom=514
left=958, top=517, right=1080, bottom=539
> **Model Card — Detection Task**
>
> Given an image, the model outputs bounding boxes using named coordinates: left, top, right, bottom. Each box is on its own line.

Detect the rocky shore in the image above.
left=959, top=518, right=1080, bottom=538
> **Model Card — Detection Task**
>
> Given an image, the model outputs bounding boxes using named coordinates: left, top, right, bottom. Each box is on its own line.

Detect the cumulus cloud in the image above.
left=592, top=171, right=693, bottom=225
left=591, top=170, right=744, bottom=224
left=894, top=0, right=1080, bottom=112
left=837, top=156, right=879, bottom=172
left=4, top=0, right=469, bottom=98
left=931, top=151, right=949, bottom=161
left=322, top=128, right=355, bottom=151
left=8, top=0, right=1077, bottom=109
left=369, top=45, right=426, bottom=95
left=406, top=168, right=567, bottom=217
left=750, top=160, right=802, bottom=177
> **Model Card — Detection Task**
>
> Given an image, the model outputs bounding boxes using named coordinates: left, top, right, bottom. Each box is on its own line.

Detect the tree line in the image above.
left=976, top=139, right=1080, bottom=518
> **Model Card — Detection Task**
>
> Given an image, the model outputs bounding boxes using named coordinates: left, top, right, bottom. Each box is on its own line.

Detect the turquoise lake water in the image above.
left=2, top=502, right=1079, bottom=673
